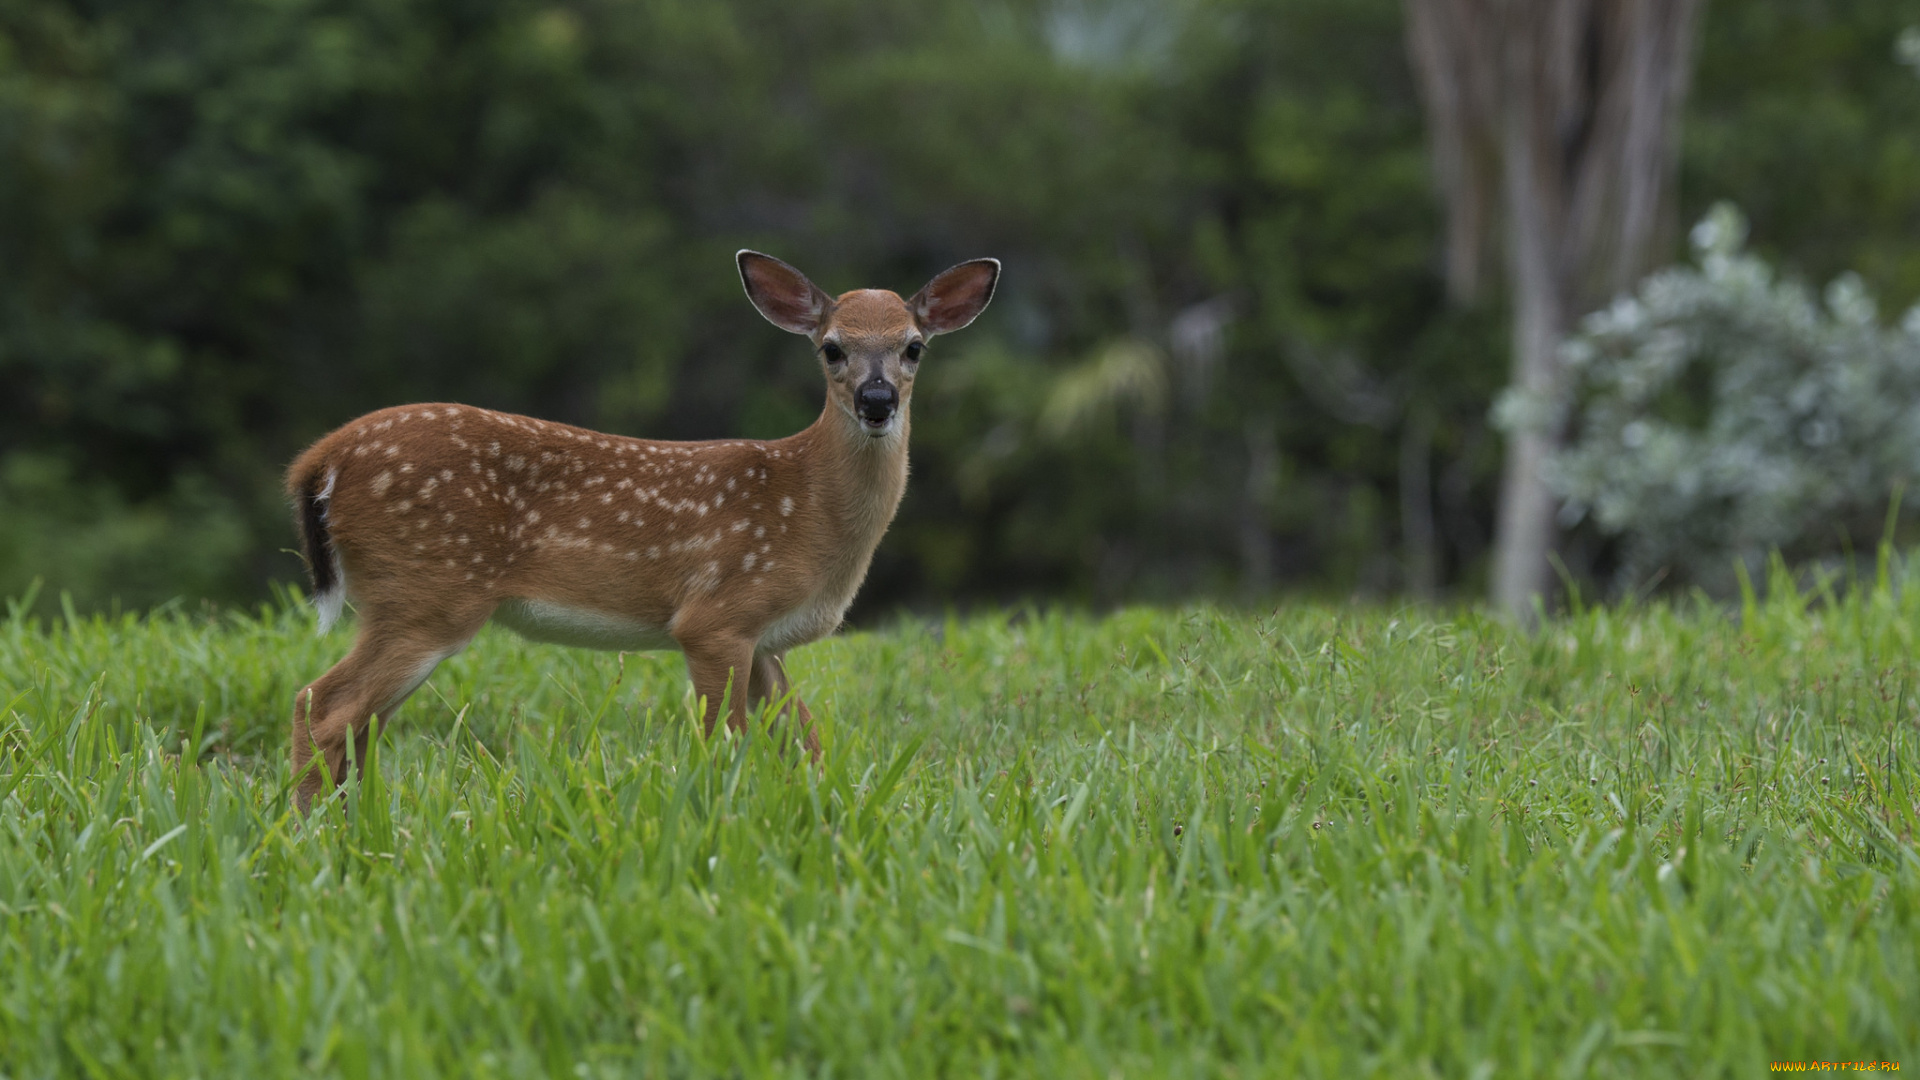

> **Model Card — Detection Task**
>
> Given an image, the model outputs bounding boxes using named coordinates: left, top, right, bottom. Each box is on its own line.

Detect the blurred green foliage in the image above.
left=1551, top=204, right=1920, bottom=594
left=0, top=0, right=1914, bottom=614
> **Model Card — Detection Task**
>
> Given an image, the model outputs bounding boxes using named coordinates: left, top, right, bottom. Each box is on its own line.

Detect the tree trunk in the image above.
left=1400, top=408, right=1438, bottom=598
left=1490, top=36, right=1572, bottom=617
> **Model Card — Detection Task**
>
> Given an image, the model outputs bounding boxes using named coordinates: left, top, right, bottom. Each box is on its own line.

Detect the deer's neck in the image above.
left=797, top=402, right=910, bottom=548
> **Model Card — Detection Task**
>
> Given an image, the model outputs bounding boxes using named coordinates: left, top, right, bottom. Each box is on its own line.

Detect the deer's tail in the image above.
left=289, top=450, right=344, bottom=633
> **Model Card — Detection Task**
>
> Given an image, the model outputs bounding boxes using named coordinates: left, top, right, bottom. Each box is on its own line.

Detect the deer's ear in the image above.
left=738, top=251, right=832, bottom=335
left=910, top=259, right=1000, bottom=336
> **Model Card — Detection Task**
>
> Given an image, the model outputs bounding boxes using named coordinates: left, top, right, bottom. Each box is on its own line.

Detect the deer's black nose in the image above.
left=857, top=380, right=898, bottom=424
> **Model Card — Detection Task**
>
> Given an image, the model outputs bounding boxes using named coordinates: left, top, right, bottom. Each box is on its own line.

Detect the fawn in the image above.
left=286, top=251, right=999, bottom=810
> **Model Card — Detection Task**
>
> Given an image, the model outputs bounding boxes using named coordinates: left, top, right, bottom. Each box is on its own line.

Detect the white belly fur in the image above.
left=493, top=592, right=848, bottom=657
left=758, top=592, right=851, bottom=655
left=492, top=597, right=679, bottom=652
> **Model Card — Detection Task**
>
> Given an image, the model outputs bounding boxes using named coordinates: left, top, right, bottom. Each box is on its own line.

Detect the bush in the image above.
left=1550, top=204, right=1920, bottom=593
left=0, top=452, right=256, bottom=613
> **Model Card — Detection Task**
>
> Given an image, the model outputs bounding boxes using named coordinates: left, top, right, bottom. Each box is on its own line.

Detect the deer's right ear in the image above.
left=738, top=251, right=832, bottom=336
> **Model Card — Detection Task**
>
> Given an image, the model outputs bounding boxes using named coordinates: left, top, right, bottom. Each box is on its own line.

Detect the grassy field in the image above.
left=3, top=565, right=1919, bottom=1077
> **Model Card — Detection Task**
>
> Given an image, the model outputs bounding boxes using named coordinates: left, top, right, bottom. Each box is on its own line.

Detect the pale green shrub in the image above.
left=1550, top=204, right=1920, bottom=591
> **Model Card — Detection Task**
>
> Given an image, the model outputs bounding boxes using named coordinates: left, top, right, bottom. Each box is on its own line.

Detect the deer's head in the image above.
left=738, top=252, right=1000, bottom=440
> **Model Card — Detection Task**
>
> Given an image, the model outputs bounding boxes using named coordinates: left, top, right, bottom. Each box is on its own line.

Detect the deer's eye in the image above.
left=904, top=341, right=923, bottom=362
left=822, top=342, right=845, bottom=363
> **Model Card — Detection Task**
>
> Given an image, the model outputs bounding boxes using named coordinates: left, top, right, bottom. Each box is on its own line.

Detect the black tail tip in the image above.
left=298, top=476, right=337, bottom=599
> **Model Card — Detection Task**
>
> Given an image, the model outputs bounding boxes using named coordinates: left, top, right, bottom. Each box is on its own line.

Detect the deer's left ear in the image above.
left=910, top=259, right=1000, bottom=336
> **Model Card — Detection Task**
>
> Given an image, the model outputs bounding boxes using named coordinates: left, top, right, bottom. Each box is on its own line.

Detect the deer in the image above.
left=285, top=251, right=999, bottom=811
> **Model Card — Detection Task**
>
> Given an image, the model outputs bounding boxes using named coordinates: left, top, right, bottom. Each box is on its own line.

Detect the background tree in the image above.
left=1404, top=0, right=1702, bottom=620
left=0, top=0, right=1913, bottom=616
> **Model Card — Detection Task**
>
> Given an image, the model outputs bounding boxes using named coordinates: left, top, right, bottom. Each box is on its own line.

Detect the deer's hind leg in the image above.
left=749, top=651, right=818, bottom=757
left=292, top=601, right=493, bottom=813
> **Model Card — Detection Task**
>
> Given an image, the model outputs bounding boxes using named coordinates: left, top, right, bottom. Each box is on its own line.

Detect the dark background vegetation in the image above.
left=1, top=0, right=1915, bottom=618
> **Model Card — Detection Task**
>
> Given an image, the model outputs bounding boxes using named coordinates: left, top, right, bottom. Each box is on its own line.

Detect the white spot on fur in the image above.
left=689, top=561, right=721, bottom=594
left=780, top=496, right=794, bottom=516
left=372, top=471, right=393, bottom=497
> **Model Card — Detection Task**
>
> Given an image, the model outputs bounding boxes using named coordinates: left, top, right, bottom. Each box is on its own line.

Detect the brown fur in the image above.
left=287, top=253, right=998, bottom=810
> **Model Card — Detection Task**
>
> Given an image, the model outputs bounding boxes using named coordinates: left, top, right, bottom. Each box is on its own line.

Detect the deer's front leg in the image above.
left=679, top=632, right=756, bottom=737
left=750, top=651, right=818, bottom=756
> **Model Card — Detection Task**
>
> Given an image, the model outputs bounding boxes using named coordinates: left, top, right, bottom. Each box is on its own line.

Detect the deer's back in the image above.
left=293, top=404, right=838, bottom=647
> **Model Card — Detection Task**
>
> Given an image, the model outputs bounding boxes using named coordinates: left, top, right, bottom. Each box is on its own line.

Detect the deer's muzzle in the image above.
left=857, top=379, right=898, bottom=430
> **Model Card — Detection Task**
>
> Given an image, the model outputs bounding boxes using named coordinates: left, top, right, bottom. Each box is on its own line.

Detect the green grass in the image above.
left=3, top=565, right=1919, bottom=1077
